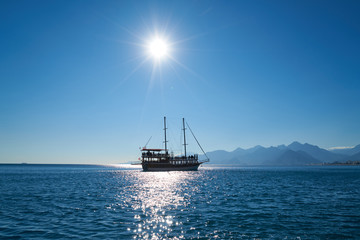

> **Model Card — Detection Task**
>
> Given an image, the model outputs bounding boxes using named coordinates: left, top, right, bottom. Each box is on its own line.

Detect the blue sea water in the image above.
left=0, top=164, right=360, bottom=239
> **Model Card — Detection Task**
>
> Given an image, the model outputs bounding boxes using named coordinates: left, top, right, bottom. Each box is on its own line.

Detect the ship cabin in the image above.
left=141, top=148, right=199, bottom=165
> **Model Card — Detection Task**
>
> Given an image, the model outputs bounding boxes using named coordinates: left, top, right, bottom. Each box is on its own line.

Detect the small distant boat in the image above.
left=137, top=117, right=209, bottom=171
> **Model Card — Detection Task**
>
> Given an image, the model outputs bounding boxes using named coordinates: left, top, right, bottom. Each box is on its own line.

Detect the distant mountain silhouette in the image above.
left=329, top=144, right=360, bottom=156
left=204, top=141, right=360, bottom=166
left=266, top=150, right=321, bottom=166
left=347, top=151, right=360, bottom=161
left=287, top=141, right=344, bottom=163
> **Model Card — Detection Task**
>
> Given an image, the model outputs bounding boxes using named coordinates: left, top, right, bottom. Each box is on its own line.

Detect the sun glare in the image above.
left=148, top=37, right=169, bottom=60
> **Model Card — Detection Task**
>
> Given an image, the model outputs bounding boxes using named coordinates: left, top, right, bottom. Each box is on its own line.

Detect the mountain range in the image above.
left=203, top=142, right=360, bottom=166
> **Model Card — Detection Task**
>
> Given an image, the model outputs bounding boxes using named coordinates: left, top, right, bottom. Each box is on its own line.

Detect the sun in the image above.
left=147, top=37, right=169, bottom=60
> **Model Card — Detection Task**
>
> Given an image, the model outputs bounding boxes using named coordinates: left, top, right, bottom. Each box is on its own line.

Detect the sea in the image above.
left=0, top=164, right=359, bottom=239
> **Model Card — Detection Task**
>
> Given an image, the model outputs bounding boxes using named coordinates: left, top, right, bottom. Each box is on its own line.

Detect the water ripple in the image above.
left=0, top=165, right=360, bottom=239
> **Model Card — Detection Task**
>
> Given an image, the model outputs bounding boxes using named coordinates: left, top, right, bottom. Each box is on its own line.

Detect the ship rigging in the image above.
left=138, top=117, right=209, bottom=171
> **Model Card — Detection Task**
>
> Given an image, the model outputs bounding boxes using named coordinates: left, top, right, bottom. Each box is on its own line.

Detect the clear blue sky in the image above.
left=1, top=0, right=360, bottom=163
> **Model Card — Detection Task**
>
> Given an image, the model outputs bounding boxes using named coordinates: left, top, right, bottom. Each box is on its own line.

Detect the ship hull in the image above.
left=142, top=162, right=201, bottom=172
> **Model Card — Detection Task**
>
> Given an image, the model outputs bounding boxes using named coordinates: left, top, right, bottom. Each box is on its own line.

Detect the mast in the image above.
left=183, top=118, right=187, bottom=158
left=164, top=116, right=168, bottom=151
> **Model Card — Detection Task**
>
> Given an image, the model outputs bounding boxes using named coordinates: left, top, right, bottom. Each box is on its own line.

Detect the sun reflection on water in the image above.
left=124, top=171, right=199, bottom=239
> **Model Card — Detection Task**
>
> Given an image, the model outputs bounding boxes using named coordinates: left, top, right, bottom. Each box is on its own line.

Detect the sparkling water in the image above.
left=1, top=164, right=359, bottom=239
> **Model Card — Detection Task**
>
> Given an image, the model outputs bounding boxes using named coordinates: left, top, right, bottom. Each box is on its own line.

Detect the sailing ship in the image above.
left=138, top=117, right=209, bottom=171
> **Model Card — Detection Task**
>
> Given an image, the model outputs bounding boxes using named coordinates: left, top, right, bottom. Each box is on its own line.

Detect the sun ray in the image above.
left=109, top=57, right=151, bottom=94
left=167, top=55, right=206, bottom=84
left=99, top=14, right=148, bottom=43
left=104, top=12, right=219, bottom=107
left=170, top=32, right=210, bottom=46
